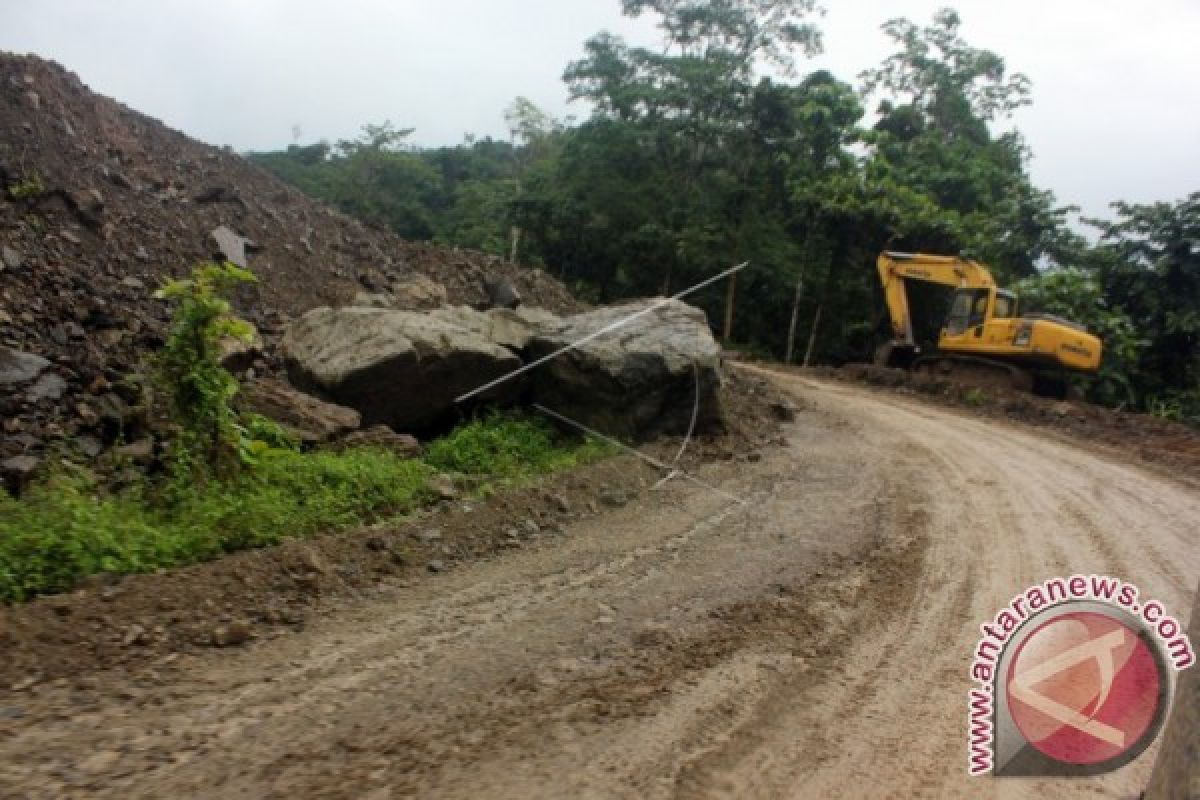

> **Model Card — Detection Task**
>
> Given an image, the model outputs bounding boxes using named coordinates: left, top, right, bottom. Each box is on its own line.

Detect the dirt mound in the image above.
left=809, top=363, right=1200, bottom=479
left=0, top=52, right=580, bottom=464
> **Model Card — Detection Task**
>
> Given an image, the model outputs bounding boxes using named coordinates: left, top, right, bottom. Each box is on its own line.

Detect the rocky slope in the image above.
left=0, top=52, right=578, bottom=478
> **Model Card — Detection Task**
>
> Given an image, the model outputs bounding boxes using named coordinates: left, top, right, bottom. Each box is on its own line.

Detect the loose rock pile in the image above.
left=0, top=53, right=582, bottom=483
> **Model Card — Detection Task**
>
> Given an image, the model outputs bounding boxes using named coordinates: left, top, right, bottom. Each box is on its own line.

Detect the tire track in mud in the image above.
left=2, top=371, right=1196, bottom=800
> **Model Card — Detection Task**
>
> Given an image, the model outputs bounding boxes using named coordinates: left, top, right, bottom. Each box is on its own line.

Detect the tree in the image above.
left=1086, top=194, right=1200, bottom=419
left=561, top=0, right=825, bottom=295
left=859, top=8, right=1074, bottom=280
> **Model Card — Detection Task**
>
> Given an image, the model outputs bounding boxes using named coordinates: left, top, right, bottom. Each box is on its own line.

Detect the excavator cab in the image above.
left=942, top=287, right=1019, bottom=342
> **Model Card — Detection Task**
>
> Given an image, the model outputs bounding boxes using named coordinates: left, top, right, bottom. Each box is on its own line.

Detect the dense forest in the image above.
left=248, top=3, right=1199, bottom=422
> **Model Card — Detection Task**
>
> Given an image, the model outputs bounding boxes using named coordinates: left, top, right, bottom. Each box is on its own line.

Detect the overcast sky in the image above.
left=3, top=0, right=1198, bottom=224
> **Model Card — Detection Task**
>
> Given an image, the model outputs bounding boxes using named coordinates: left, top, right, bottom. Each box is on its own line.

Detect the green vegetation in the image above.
left=0, top=415, right=609, bottom=602
left=155, top=261, right=260, bottom=470
left=0, top=264, right=612, bottom=602
left=247, top=2, right=1199, bottom=421
left=5, top=172, right=45, bottom=200
left=426, top=413, right=613, bottom=482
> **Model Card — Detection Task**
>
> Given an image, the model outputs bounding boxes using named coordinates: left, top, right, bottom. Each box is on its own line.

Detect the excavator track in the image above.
left=912, top=354, right=1035, bottom=393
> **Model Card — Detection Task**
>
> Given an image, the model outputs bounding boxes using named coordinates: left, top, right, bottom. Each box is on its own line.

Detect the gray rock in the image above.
left=0, top=346, right=50, bottom=388
left=337, top=425, right=422, bottom=457
left=240, top=379, right=361, bottom=444
left=482, top=275, right=521, bottom=310
left=2, top=455, right=40, bottom=494
left=210, top=225, right=253, bottom=268
left=1, top=245, right=22, bottom=270
left=66, top=188, right=104, bottom=226
left=283, top=307, right=522, bottom=431
left=115, top=438, right=155, bottom=464
left=25, top=372, right=67, bottom=402
left=75, top=435, right=104, bottom=458
left=529, top=298, right=723, bottom=440
left=120, top=276, right=145, bottom=290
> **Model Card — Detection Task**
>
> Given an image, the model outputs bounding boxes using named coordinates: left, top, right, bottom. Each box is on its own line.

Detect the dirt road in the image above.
left=2, top=371, right=1197, bottom=799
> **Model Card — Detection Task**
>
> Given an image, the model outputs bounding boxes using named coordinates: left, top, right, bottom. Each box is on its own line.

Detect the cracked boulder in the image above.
left=529, top=298, right=723, bottom=440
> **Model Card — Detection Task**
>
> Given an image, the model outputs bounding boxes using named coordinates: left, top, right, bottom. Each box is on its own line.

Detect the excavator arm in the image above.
left=876, top=252, right=996, bottom=349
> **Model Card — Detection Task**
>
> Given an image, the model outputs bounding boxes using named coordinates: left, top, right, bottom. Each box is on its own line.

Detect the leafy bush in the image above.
left=0, top=449, right=433, bottom=601
left=155, top=261, right=258, bottom=470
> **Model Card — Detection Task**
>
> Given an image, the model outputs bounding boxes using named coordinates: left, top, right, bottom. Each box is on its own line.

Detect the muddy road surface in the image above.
left=2, top=370, right=1197, bottom=799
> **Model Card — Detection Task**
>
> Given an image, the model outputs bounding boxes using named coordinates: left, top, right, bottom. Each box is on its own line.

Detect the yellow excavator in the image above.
left=874, top=252, right=1102, bottom=395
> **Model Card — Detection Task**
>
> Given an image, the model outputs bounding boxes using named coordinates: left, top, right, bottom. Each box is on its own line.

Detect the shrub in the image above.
left=154, top=261, right=258, bottom=471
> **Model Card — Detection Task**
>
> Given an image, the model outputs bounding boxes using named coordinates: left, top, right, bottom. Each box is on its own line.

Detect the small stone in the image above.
left=769, top=400, right=798, bottom=422
left=364, top=535, right=388, bottom=552
left=426, top=560, right=446, bottom=573
left=25, top=371, right=66, bottom=402
left=22, top=90, right=39, bottom=110
left=417, top=528, right=442, bottom=545
left=121, top=276, right=145, bottom=290
left=115, top=438, right=155, bottom=464
left=0, top=346, right=49, bottom=387
left=599, top=488, right=629, bottom=508
left=210, top=622, right=253, bottom=648
left=548, top=493, right=570, bottom=514
left=1, top=245, right=22, bottom=270
left=429, top=476, right=459, bottom=501
left=134, top=246, right=150, bottom=262
left=521, top=518, right=540, bottom=535
left=1, top=455, right=40, bottom=494
left=210, top=225, right=251, bottom=267
left=60, top=229, right=81, bottom=245
left=122, top=624, right=150, bottom=647
left=78, top=749, right=121, bottom=775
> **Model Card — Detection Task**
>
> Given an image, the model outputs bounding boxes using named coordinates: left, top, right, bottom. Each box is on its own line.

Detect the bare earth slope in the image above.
left=1, top=370, right=1197, bottom=798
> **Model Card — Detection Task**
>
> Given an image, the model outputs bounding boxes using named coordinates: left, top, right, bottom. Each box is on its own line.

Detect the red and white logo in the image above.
left=1006, top=611, right=1162, bottom=766
left=967, top=576, right=1193, bottom=778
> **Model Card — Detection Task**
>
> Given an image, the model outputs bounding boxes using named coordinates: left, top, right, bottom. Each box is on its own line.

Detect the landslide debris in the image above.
left=0, top=53, right=578, bottom=472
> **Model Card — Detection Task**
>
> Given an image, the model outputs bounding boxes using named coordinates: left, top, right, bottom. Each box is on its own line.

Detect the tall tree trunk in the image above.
left=508, top=225, right=521, bottom=264
left=803, top=303, right=823, bottom=367
left=784, top=265, right=804, bottom=364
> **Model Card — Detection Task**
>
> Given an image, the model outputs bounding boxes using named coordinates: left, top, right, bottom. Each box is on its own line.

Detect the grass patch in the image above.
left=425, top=413, right=611, bottom=482
left=0, top=414, right=611, bottom=602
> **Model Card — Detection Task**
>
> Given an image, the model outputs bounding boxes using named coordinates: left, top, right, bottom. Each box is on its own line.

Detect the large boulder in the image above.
left=529, top=298, right=723, bottom=440
left=282, top=307, right=522, bottom=431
